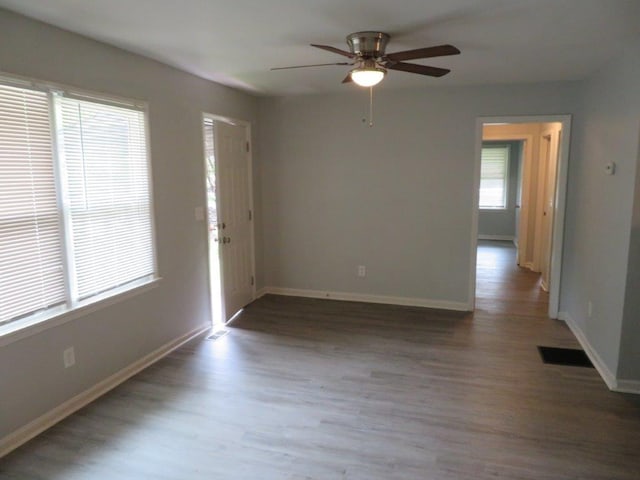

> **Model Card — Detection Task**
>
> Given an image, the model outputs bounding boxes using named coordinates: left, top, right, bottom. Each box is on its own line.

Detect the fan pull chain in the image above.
left=369, top=86, right=374, bottom=127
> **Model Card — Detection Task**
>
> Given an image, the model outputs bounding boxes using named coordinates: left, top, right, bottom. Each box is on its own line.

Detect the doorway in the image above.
left=202, top=115, right=256, bottom=328
left=475, top=240, right=549, bottom=317
left=203, top=118, right=223, bottom=329
left=470, top=115, right=571, bottom=318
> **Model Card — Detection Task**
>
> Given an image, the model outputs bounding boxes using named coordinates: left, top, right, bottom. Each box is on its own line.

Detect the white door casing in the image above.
left=539, top=126, right=561, bottom=291
left=213, top=119, right=254, bottom=322
left=471, top=115, right=572, bottom=319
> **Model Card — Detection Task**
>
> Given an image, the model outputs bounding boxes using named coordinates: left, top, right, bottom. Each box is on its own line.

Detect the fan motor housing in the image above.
left=347, top=31, right=390, bottom=58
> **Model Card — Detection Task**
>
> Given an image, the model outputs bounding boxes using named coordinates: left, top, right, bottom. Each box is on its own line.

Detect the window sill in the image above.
left=479, top=208, right=509, bottom=212
left=0, top=277, right=162, bottom=347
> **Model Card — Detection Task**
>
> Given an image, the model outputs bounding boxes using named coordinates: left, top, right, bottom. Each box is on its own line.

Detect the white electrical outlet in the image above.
left=357, top=265, right=366, bottom=277
left=605, top=162, right=616, bottom=175
left=587, top=301, right=593, bottom=318
left=63, top=347, right=75, bottom=368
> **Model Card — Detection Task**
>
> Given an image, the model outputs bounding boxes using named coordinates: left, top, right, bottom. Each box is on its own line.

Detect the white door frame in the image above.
left=469, top=114, right=572, bottom=319
left=201, top=112, right=256, bottom=322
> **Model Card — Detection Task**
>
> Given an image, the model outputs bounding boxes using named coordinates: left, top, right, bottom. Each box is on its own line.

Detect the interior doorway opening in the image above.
left=203, top=118, right=224, bottom=330
left=475, top=239, right=549, bottom=317
left=470, top=115, right=572, bottom=319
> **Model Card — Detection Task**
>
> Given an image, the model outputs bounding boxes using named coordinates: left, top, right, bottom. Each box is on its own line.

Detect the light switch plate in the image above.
left=194, top=206, right=205, bottom=221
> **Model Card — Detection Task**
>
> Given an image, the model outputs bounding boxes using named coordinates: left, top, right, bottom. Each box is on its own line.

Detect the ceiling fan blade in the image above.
left=311, top=44, right=355, bottom=58
left=341, top=73, right=353, bottom=84
left=271, top=62, right=350, bottom=71
left=387, top=62, right=451, bottom=77
left=385, top=44, right=460, bottom=62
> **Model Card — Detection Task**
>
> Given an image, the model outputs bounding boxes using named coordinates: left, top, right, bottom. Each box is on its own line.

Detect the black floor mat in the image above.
left=537, top=346, right=594, bottom=368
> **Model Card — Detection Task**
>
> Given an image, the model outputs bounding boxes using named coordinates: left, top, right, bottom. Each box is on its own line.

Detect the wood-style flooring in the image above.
left=2, top=241, right=640, bottom=479
left=475, top=240, right=549, bottom=318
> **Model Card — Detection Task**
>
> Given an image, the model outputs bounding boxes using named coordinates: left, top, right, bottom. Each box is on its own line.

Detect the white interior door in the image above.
left=214, top=120, right=254, bottom=322
left=540, top=127, right=561, bottom=291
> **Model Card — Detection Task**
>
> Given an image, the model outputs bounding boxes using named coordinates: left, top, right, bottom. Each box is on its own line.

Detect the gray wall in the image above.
left=258, top=84, right=579, bottom=306
left=609, top=42, right=640, bottom=381
left=0, top=9, right=259, bottom=438
left=560, top=40, right=640, bottom=377
left=620, top=132, right=640, bottom=379
left=478, top=141, right=521, bottom=238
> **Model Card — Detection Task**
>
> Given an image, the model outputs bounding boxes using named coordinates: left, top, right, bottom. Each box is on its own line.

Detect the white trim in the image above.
left=261, top=287, right=470, bottom=311
left=0, top=278, right=161, bottom=347
left=469, top=120, right=483, bottom=310
left=558, top=311, right=617, bottom=390
left=256, top=287, right=269, bottom=299
left=615, top=380, right=640, bottom=395
left=547, top=120, right=571, bottom=319
left=144, top=103, right=160, bottom=286
left=471, top=115, right=572, bottom=319
left=561, top=311, right=640, bottom=394
left=0, top=324, right=209, bottom=458
left=478, top=235, right=515, bottom=241
left=0, top=70, right=147, bottom=109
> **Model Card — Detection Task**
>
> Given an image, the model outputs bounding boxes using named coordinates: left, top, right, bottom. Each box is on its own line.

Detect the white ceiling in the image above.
left=1, top=0, right=639, bottom=96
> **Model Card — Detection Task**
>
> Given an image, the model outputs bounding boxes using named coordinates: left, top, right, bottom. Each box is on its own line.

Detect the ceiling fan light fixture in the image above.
left=350, top=66, right=386, bottom=87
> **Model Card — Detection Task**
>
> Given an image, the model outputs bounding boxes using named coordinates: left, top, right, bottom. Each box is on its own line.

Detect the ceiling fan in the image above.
left=272, top=31, right=460, bottom=87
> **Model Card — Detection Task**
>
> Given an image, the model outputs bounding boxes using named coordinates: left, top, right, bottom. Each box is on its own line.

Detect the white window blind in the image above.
left=0, top=84, right=65, bottom=325
left=0, top=76, right=156, bottom=332
left=479, top=145, right=509, bottom=209
left=56, top=96, right=155, bottom=300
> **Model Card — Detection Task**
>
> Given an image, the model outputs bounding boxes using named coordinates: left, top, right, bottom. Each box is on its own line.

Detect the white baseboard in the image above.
left=558, top=311, right=618, bottom=391
left=0, top=324, right=210, bottom=458
left=260, top=287, right=470, bottom=312
left=478, top=234, right=515, bottom=242
left=255, top=287, right=269, bottom=299
left=614, top=379, right=640, bottom=394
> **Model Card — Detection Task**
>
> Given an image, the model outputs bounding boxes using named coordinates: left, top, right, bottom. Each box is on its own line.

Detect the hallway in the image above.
left=475, top=240, right=549, bottom=318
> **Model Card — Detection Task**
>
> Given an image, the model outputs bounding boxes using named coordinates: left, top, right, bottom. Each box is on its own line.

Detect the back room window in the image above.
left=479, top=145, right=509, bottom=209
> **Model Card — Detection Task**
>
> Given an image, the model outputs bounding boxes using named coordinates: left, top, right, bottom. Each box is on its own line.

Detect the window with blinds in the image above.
left=0, top=79, right=156, bottom=330
left=0, top=84, right=65, bottom=325
left=56, top=97, right=154, bottom=300
left=479, top=145, right=510, bottom=209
